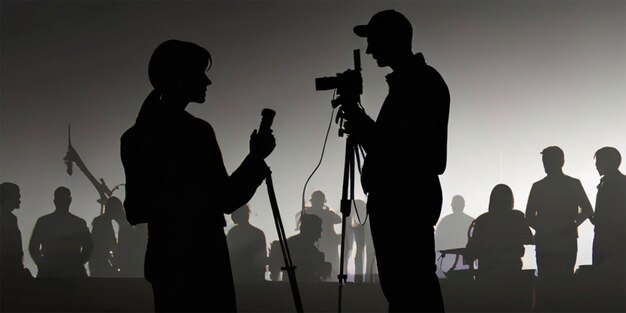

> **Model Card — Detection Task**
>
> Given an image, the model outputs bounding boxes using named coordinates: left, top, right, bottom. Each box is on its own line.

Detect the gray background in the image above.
left=2, top=0, right=625, bottom=276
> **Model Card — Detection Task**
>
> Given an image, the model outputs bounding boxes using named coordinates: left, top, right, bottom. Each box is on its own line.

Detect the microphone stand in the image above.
left=266, top=171, right=304, bottom=313
left=260, top=109, right=304, bottom=313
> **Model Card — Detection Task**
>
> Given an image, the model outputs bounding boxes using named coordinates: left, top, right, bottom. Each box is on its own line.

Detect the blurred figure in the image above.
left=526, top=146, right=593, bottom=278
left=270, top=214, right=331, bottom=282
left=107, top=196, right=147, bottom=277
left=114, top=222, right=147, bottom=277
left=345, top=199, right=376, bottom=283
left=465, top=184, right=533, bottom=274
left=435, top=195, right=474, bottom=275
left=29, top=187, right=93, bottom=278
left=590, top=147, right=625, bottom=311
left=295, top=190, right=341, bottom=280
left=227, top=204, right=268, bottom=282
left=526, top=146, right=593, bottom=311
left=89, top=198, right=119, bottom=277
left=465, top=184, right=534, bottom=312
left=1, top=182, right=32, bottom=279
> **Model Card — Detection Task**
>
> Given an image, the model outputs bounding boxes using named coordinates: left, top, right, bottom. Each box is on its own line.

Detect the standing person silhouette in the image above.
left=120, top=40, right=276, bottom=312
left=345, top=199, right=375, bottom=283
left=28, top=187, right=93, bottom=278
left=1, top=182, right=32, bottom=280
left=525, top=146, right=593, bottom=311
left=341, top=10, right=450, bottom=312
left=590, top=147, right=626, bottom=311
left=526, top=146, right=593, bottom=278
left=227, top=204, right=268, bottom=282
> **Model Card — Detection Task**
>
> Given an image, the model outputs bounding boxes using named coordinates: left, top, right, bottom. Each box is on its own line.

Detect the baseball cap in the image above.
left=353, top=9, right=412, bottom=39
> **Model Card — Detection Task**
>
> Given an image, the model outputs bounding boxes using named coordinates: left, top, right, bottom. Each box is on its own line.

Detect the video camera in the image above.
left=315, top=49, right=363, bottom=109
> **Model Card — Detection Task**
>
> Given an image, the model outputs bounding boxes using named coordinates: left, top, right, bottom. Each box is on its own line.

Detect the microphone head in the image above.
left=66, top=162, right=73, bottom=176
left=259, top=108, right=276, bottom=135
left=261, top=108, right=276, bottom=119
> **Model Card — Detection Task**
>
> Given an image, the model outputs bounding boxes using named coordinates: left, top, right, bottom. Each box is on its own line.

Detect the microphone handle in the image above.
left=259, top=108, right=276, bottom=136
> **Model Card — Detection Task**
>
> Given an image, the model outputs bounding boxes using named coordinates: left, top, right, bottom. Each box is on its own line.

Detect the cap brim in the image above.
left=353, top=25, right=369, bottom=37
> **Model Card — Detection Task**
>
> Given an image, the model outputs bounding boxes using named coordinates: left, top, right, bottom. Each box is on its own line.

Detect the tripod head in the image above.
left=315, top=49, right=363, bottom=137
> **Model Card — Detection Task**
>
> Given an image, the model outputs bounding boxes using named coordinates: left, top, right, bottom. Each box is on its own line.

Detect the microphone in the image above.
left=65, top=123, right=73, bottom=176
left=259, top=108, right=275, bottom=136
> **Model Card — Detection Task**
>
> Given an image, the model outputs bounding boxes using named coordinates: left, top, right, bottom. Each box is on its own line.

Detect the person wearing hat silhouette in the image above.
left=340, top=9, right=450, bottom=312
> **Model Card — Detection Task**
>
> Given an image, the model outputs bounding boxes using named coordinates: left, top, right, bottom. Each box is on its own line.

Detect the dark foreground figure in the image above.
left=342, top=10, right=450, bottom=312
left=121, top=40, right=275, bottom=312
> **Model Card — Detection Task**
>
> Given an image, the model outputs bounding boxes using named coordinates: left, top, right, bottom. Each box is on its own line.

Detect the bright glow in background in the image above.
left=1, top=1, right=624, bottom=276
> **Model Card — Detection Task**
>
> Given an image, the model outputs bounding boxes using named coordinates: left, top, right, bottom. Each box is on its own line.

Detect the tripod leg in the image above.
left=265, top=172, right=304, bottom=313
left=338, top=137, right=357, bottom=313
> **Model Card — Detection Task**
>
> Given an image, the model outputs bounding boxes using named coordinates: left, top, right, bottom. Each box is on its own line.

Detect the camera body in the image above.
left=315, top=49, right=363, bottom=108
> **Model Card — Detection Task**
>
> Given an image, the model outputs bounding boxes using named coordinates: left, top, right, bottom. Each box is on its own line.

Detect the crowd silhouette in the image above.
left=1, top=8, right=625, bottom=313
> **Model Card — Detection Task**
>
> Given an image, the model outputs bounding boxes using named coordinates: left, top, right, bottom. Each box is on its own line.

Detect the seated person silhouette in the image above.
left=465, top=184, right=533, bottom=277
left=295, top=190, right=341, bottom=279
left=29, top=186, right=93, bottom=278
left=1, top=182, right=32, bottom=280
left=269, top=214, right=331, bottom=282
left=435, top=195, right=475, bottom=276
left=589, top=147, right=626, bottom=312
left=227, top=204, right=268, bottom=282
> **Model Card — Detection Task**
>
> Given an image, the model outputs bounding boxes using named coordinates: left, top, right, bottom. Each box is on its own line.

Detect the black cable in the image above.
left=301, top=90, right=337, bottom=217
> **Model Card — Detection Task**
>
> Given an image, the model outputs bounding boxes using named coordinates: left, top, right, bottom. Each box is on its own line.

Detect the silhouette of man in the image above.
left=525, top=146, right=593, bottom=312
left=120, top=39, right=275, bottom=312
left=227, top=204, right=268, bottom=282
left=341, top=10, right=450, bottom=312
left=269, top=214, right=331, bottom=282
left=89, top=197, right=120, bottom=277
left=295, top=190, right=341, bottom=280
left=28, top=186, right=93, bottom=278
left=435, top=195, right=474, bottom=274
left=590, top=147, right=625, bottom=309
left=1, top=182, right=32, bottom=280
left=525, top=146, right=593, bottom=279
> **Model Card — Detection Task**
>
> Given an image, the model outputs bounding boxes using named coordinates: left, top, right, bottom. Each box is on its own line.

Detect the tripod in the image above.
left=337, top=135, right=365, bottom=313
left=334, top=50, right=365, bottom=313
left=314, top=49, right=364, bottom=313
left=260, top=108, right=304, bottom=313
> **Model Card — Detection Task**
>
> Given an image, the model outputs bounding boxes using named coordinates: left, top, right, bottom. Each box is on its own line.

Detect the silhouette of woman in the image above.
left=120, top=40, right=275, bottom=312
left=465, top=184, right=533, bottom=275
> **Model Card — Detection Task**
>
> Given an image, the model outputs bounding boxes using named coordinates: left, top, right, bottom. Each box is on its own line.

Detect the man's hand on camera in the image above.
left=249, top=129, right=276, bottom=160
left=340, top=105, right=374, bottom=148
